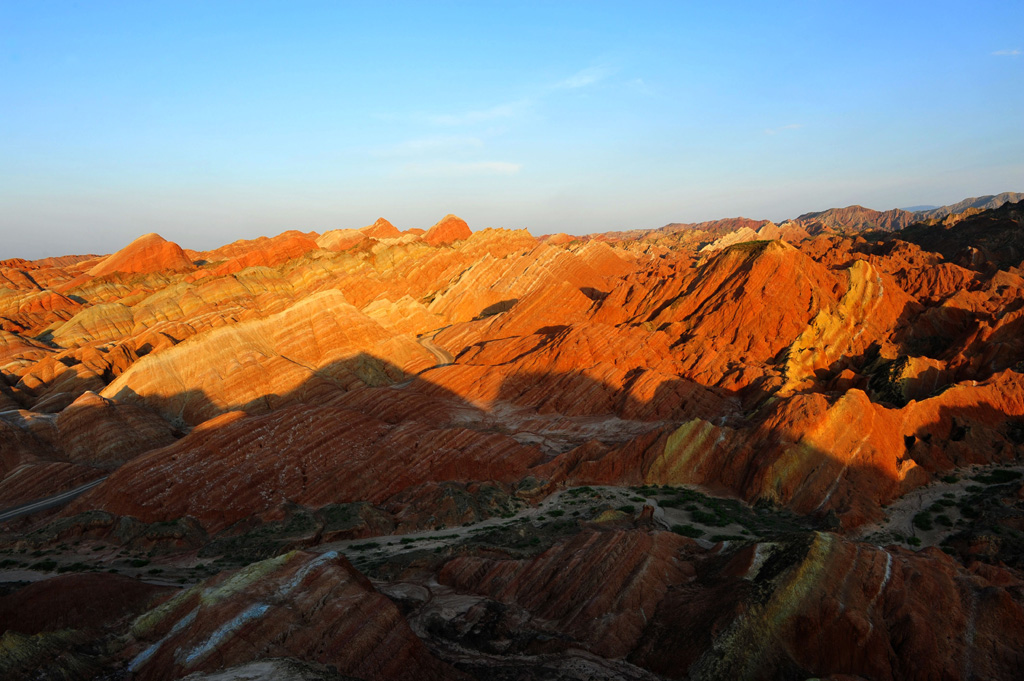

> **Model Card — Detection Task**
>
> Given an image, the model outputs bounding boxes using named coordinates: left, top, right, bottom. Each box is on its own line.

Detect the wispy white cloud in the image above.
left=392, top=65, right=618, bottom=178
left=372, top=135, right=484, bottom=158
left=992, top=49, right=1021, bottom=56
left=765, top=124, right=803, bottom=135
left=428, top=100, right=531, bottom=126
left=425, top=66, right=617, bottom=128
left=398, top=161, right=522, bottom=177
left=556, top=66, right=614, bottom=90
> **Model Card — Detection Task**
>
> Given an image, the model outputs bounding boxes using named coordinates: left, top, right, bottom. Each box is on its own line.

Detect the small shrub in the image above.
left=913, top=513, right=933, bottom=531
left=907, top=537, right=922, bottom=547
left=935, top=514, right=953, bottom=527
left=972, top=470, right=1023, bottom=485
left=671, top=524, right=703, bottom=538
left=690, top=509, right=727, bottom=527
left=960, top=505, right=981, bottom=520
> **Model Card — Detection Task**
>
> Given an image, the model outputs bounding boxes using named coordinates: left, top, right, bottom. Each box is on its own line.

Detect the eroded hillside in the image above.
left=3, top=204, right=1024, bottom=680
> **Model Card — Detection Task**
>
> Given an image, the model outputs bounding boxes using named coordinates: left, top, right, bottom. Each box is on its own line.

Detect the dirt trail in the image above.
left=316, top=486, right=666, bottom=566
left=854, top=462, right=1024, bottom=548
left=417, top=331, right=454, bottom=365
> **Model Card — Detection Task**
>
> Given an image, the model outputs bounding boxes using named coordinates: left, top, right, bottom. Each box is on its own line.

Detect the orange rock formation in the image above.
left=4, top=201, right=1024, bottom=680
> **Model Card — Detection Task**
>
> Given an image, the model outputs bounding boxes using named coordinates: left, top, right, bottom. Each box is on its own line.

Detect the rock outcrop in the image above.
left=4, top=199, right=1024, bottom=680
left=125, top=550, right=461, bottom=681
left=99, top=290, right=436, bottom=425
left=88, top=233, right=195, bottom=277
left=70, top=403, right=543, bottom=532
left=424, top=214, right=472, bottom=246
left=794, top=205, right=917, bottom=233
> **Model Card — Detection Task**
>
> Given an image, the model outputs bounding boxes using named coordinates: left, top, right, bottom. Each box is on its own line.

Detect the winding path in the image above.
left=0, top=476, right=108, bottom=524
left=417, top=331, right=455, bottom=366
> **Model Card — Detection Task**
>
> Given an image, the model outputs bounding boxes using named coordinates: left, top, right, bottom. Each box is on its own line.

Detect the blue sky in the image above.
left=2, top=1, right=1022, bottom=258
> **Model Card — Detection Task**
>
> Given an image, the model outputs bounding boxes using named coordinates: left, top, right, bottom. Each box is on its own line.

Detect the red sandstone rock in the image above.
left=3, top=202, right=1024, bottom=679
left=69, top=404, right=543, bottom=533
left=430, top=528, right=1024, bottom=679
left=360, top=217, right=402, bottom=239
left=200, top=232, right=320, bottom=275
left=99, top=290, right=436, bottom=425
left=440, top=529, right=696, bottom=658
left=0, top=573, right=169, bottom=634
left=56, top=391, right=177, bottom=468
left=88, top=233, right=195, bottom=277
left=125, top=550, right=462, bottom=681
left=316, top=228, right=368, bottom=251
left=424, top=214, right=472, bottom=246
left=0, top=461, right=101, bottom=508
left=632, top=532, right=1024, bottom=679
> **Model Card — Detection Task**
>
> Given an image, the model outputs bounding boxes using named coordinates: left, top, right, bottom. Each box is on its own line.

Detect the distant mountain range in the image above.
left=912, top=192, right=1024, bottom=221
left=787, top=191, right=1023, bottom=234
left=793, top=205, right=917, bottom=233
left=634, top=192, right=1023, bottom=242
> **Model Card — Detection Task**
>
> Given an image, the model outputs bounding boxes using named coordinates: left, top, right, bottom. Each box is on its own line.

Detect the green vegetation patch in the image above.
left=671, top=524, right=703, bottom=538
left=650, top=485, right=823, bottom=537
left=972, top=469, right=1023, bottom=485
left=690, top=509, right=728, bottom=527
left=913, top=512, right=934, bottom=532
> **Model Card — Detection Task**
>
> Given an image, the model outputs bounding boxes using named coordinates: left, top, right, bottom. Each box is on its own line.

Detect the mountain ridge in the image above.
left=3, top=197, right=1024, bottom=680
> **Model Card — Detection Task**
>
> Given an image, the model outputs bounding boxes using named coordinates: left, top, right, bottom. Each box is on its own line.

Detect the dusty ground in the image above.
left=0, top=483, right=788, bottom=587
left=854, top=462, right=1024, bottom=548
left=6, top=463, right=1021, bottom=589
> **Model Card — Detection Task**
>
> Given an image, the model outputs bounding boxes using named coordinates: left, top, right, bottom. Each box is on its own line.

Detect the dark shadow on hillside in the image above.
left=476, top=299, right=519, bottom=318
left=6, top=342, right=1012, bottom=549
left=898, top=199, right=1024, bottom=272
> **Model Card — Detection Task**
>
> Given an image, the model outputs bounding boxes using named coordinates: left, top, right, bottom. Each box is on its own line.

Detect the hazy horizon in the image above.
left=3, top=1, right=1023, bottom=259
